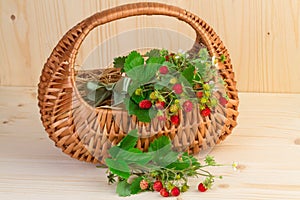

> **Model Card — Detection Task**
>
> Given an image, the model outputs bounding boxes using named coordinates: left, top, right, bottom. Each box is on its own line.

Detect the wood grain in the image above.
left=1, top=86, right=300, bottom=199
left=0, top=0, right=300, bottom=93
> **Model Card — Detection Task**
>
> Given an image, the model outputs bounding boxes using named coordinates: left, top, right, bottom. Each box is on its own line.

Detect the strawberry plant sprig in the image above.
left=104, top=129, right=223, bottom=197
left=86, top=48, right=228, bottom=124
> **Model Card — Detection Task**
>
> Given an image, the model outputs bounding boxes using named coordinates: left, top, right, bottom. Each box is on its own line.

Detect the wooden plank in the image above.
left=0, top=0, right=300, bottom=93
left=0, top=86, right=300, bottom=199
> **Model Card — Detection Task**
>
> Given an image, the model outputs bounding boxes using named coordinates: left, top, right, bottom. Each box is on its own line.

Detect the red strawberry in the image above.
left=153, top=180, right=163, bottom=192
left=172, top=83, right=183, bottom=94
left=219, top=96, right=228, bottom=107
left=170, top=187, right=180, bottom=196
left=196, top=91, right=203, bottom=98
left=139, top=100, right=152, bottom=109
left=157, top=115, right=166, bottom=121
left=160, top=188, right=169, bottom=197
left=183, top=100, right=193, bottom=112
left=198, top=183, right=207, bottom=192
left=159, top=66, right=169, bottom=74
left=171, top=115, right=180, bottom=125
left=201, top=107, right=211, bottom=117
left=155, top=101, right=166, bottom=110
left=140, top=180, right=149, bottom=190
left=165, top=55, right=170, bottom=61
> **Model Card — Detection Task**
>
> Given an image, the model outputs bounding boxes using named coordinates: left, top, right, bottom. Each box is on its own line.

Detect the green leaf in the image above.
left=146, top=56, right=165, bottom=65
left=116, top=148, right=153, bottom=165
left=130, top=176, right=144, bottom=194
left=117, top=129, right=139, bottom=150
left=124, top=51, right=144, bottom=72
left=108, top=146, right=120, bottom=158
left=113, top=56, right=126, bottom=69
left=148, top=136, right=178, bottom=167
left=182, top=64, right=195, bottom=84
left=145, top=49, right=161, bottom=57
left=131, top=92, right=144, bottom=104
left=105, top=158, right=131, bottom=179
left=126, top=64, right=159, bottom=83
left=116, top=180, right=131, bottom=197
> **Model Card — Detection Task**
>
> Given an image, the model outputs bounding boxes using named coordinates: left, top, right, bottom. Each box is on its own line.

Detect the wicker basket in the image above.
left=38, top=2, right=239, bottom=164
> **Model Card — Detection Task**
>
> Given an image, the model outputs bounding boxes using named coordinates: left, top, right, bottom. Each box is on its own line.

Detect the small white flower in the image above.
left=212, top=56, right=218, bottom=67
left=208, top=80, right=214, bottom=85
left=232, top=161, right=239, bottom=171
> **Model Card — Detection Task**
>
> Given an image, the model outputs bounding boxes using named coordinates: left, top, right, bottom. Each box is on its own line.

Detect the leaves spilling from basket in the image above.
left=102, top=129, right=220, bottom=197
left=85, top=48, right=228, bottom=124
left=100, top=129, right=239, bottom=197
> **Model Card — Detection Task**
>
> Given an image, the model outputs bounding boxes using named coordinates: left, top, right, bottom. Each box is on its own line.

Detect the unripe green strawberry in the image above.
left=181, top=184, right=189, bottom=192
left=210, top=98, right=218, bottom=106
left=169, top=77, right=177, bottom=84
left=204, top=90, right=211, bottom=97
left=150, top=91, right=157, bottom=100
left=135, top=88, right=143, bottom=96
left=203, top=84, right=210, bottom=91
left=200, top=97, right=207, bottom=104
left=170, top=104, right=179, bottom=113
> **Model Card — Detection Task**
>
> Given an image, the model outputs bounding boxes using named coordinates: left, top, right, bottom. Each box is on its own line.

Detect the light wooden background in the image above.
left=0, top=0, right=299, bottom=93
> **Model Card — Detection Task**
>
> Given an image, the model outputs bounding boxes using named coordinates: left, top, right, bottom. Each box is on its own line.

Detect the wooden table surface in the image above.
left=1, top=86, right=300, bottom=200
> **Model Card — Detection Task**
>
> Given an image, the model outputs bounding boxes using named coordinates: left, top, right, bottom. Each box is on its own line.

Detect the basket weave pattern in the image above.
left=38, top=3, right=239, bottom=164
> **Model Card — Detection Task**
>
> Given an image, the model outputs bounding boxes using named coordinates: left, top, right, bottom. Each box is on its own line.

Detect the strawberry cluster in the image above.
left=138, top=179, right=209, bottom=198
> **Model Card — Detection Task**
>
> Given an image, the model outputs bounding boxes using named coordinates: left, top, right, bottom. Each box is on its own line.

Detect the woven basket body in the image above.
left=38, top=2, right=239, bottom=164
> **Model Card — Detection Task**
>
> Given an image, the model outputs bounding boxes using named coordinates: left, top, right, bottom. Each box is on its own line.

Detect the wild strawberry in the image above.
left=203, top=83, right=210, bottom=91
left=181, top=184, right=189, bottom=192
left=170, top=187, right=180, bottom=196
left=196, top=91, right=203, bottom=98
left=171, top=115, right=180, bottom=125
left=201, top=107, right=211, bottom=117
left=153, top=180, right=163, bottom=192
left=169, top=78, right=177, bottom=84
left=159, top=66, right=169, bottom=74
left=198, top=183, right=207, bottom=192
left=219, top=96, right=228, bottom=106
left=150, top=92, right=157, bottom=100
left=140, top=179, right=149, bottom=190
left=160, top=188, right=169, bottom=197
left=165, top=55, right=170, bottom=61
left=135, top=88, right=143, bottom=96
left=173, top=83, right=183, bottom=94
left=139, top=100, right=152, bottom=109
left=155, top=101, right=165, bottom=110
left=183, top=100, right=193, bottom=112
left=157, top=115, right=166, bottom=121
left=170, top=104, right=179, bottom=113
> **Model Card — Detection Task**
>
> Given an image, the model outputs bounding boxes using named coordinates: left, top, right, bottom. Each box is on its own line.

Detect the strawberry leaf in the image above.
left=113, top=56, right=126, bottom=69
left=145, top=49, right=161, bottom=57
left=116, top=180, right=131, bottom=196
left=124, top=51, right=144, bottom=72
left=105, top=159, right=131, bottom=179
left=130, top=177, right=143, bottom=194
